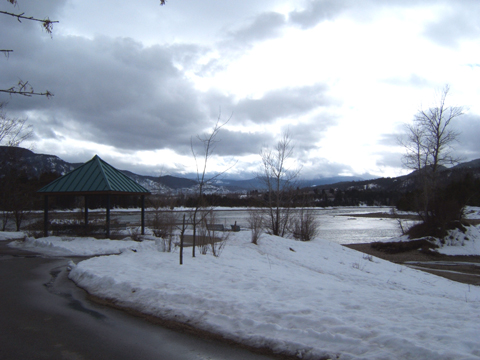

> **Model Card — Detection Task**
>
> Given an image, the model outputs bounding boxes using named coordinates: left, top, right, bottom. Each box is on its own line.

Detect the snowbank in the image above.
left=68, top=232, right=480, bottom=360
left=8, top=236, right=150, bottom=256
left=0, top=231, right=26, bottom=241
left=436, top=226, right=480, bottom=256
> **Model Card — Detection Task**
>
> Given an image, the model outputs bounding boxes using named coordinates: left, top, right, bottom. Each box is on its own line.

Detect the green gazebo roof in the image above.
left=38, top=155, right=150, bottom=195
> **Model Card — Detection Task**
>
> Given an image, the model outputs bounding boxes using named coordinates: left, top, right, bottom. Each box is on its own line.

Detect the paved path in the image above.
left=0, top=242, right=276, bottom=360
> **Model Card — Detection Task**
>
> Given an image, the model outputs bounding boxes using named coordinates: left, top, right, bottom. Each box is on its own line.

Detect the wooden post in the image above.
left=141, top=195, right=145, bottom=235
left=43, top=195, right=49, bottom=237
left=180, top=214, right=185, bottom=265
left=106, top=194, right=111, bottom=238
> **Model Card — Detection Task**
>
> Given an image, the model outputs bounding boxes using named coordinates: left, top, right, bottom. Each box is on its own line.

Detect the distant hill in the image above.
left=2, top=146, right=480, bottom=195
left=306, top=161, right=480, bottom=193
left=211, top=176, right=366, bottom=192
left=0, top=146, right=81, bottom=177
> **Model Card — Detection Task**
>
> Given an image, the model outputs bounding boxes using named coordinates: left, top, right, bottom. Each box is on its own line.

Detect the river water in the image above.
left=207, top=207, right=406, bottom=245
left=36, top=206, right=408, bottom=245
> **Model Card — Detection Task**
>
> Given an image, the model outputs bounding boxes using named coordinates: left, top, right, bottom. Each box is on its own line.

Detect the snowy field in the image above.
left=3, top=207, right=480, bottom=359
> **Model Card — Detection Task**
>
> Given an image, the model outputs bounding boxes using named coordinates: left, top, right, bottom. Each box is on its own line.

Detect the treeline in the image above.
left=2, top=166, right=480, bottom=217
left=396, top=173, right=480, bottom=211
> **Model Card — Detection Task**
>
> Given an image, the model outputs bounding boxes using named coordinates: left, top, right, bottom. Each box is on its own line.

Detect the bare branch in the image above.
left=189, top=111, right=236, bottom=257
left=1, top=3, right=56, bottom=98
left=0, top=10, right=58, bottom=35
left=258, top=131, right=302, bottom=237
left=399, top=85, right=464, bottom=227
left=402, top=85, right=462, bottom=173
left=0, top=105, right=33, bottom=147
left=0, top=79, right=53, bottom=98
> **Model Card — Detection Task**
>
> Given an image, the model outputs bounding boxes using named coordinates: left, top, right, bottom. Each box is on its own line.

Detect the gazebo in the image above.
left=38, top=155, right=151, bottom=238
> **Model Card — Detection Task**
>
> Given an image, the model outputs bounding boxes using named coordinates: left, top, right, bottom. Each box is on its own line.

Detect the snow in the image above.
left=0, top=231, right=26, bottom=241
left=4, top=230, right=479, bottom=359
left=436, top=226, right=480, bottom=256
left=8, top=236, right=146, bottom=256
left=3, top=207, right=480, bottom=359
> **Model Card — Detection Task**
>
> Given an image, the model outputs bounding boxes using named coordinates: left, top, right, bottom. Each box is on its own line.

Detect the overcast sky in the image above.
left=1, top=0, right=480, bottom=180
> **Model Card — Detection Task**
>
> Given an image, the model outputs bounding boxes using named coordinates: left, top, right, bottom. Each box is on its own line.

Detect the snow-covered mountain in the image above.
left=3, top=147, right=480, bottom=194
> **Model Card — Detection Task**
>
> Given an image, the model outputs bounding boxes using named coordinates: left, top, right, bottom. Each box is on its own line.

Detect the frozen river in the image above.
left=207, top=207, right=406, bottom=245
left=39, top=206, right=409, bottom=245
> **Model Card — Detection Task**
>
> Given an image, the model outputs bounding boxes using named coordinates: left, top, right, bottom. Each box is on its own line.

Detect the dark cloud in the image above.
left=3, top=0, right=480, bottom=179
left=288, top=0, right=480, bottom=50
left=300, top=159, right=355, bottom=179
left=1, top=13, right=334, bottom=163
left=1, top=30, right=210, bottom=153
left=375, top=151, right=403, bottom=170
left=422, top=5, right=480, bottom=48
left=377, top=133, right=401, bottom=147
left=234, top=84, right=333, bottom=124
left=223, top=12, right=287, bottom=48
left=287, top=115, right=338, bottom=154
left=200, top=11, right=288, bottom=76
left=289, top=0, right=348, bottom=29
left=454, top=114, right=480, bottom=160
left=193, top=130, right=273, bottom=157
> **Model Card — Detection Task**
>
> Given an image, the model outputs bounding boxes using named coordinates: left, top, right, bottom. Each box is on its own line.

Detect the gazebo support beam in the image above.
left=141, top=195, right=146, bottom=235
left=106, top=194, right=111, bottom=238
left=43, top=195, right=49, bottom=237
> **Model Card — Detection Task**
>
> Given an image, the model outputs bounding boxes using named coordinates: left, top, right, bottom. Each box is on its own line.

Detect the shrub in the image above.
left=290, top=208, right=319, bottom=241
left=247, top=208, right=263, bottom=244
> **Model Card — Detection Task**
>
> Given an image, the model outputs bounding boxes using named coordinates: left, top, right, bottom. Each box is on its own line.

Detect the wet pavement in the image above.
left=0, top=242, right=278, bottom=360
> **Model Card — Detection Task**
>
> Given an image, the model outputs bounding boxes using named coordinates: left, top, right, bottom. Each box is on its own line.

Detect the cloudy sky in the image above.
left=1, top=0, right=480, bottom=180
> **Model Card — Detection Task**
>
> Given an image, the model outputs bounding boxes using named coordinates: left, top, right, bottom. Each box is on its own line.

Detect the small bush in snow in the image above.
left=290, top=208, right=319, bottom=241
left=197, top=211, right=228, bottom=257
left=247, top=208, right=263, bottom=245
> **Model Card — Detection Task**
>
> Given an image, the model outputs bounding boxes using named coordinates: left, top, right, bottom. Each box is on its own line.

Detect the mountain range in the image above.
left=2, top=146, right=480, bottom=195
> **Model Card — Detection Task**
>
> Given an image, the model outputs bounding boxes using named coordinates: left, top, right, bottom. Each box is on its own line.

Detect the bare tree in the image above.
left=189, top=113, right=236, bottom=257
left=259, top=132, right=301, bottom=237
left=402, top=85, right=462, bottom=174
left=399, top=85, right=464, bottom=233
left=0, top=104, right=33, bottom=146
left=0, top=103, right=34, bottom=231
left=1, top=0, right=57, bottom=97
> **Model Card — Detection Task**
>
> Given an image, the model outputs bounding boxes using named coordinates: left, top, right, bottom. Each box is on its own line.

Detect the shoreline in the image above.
left=344, top=242, right=480, bottom=286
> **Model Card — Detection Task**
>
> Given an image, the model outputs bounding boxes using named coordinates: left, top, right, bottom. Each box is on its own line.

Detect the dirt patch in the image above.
left=344, top=242, right=480, bottom=286
left=370, top=238, right=438, bottom=254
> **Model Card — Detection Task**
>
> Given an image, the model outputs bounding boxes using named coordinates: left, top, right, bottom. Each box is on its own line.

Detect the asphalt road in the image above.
left=0, top=242, right=276, bottom=360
